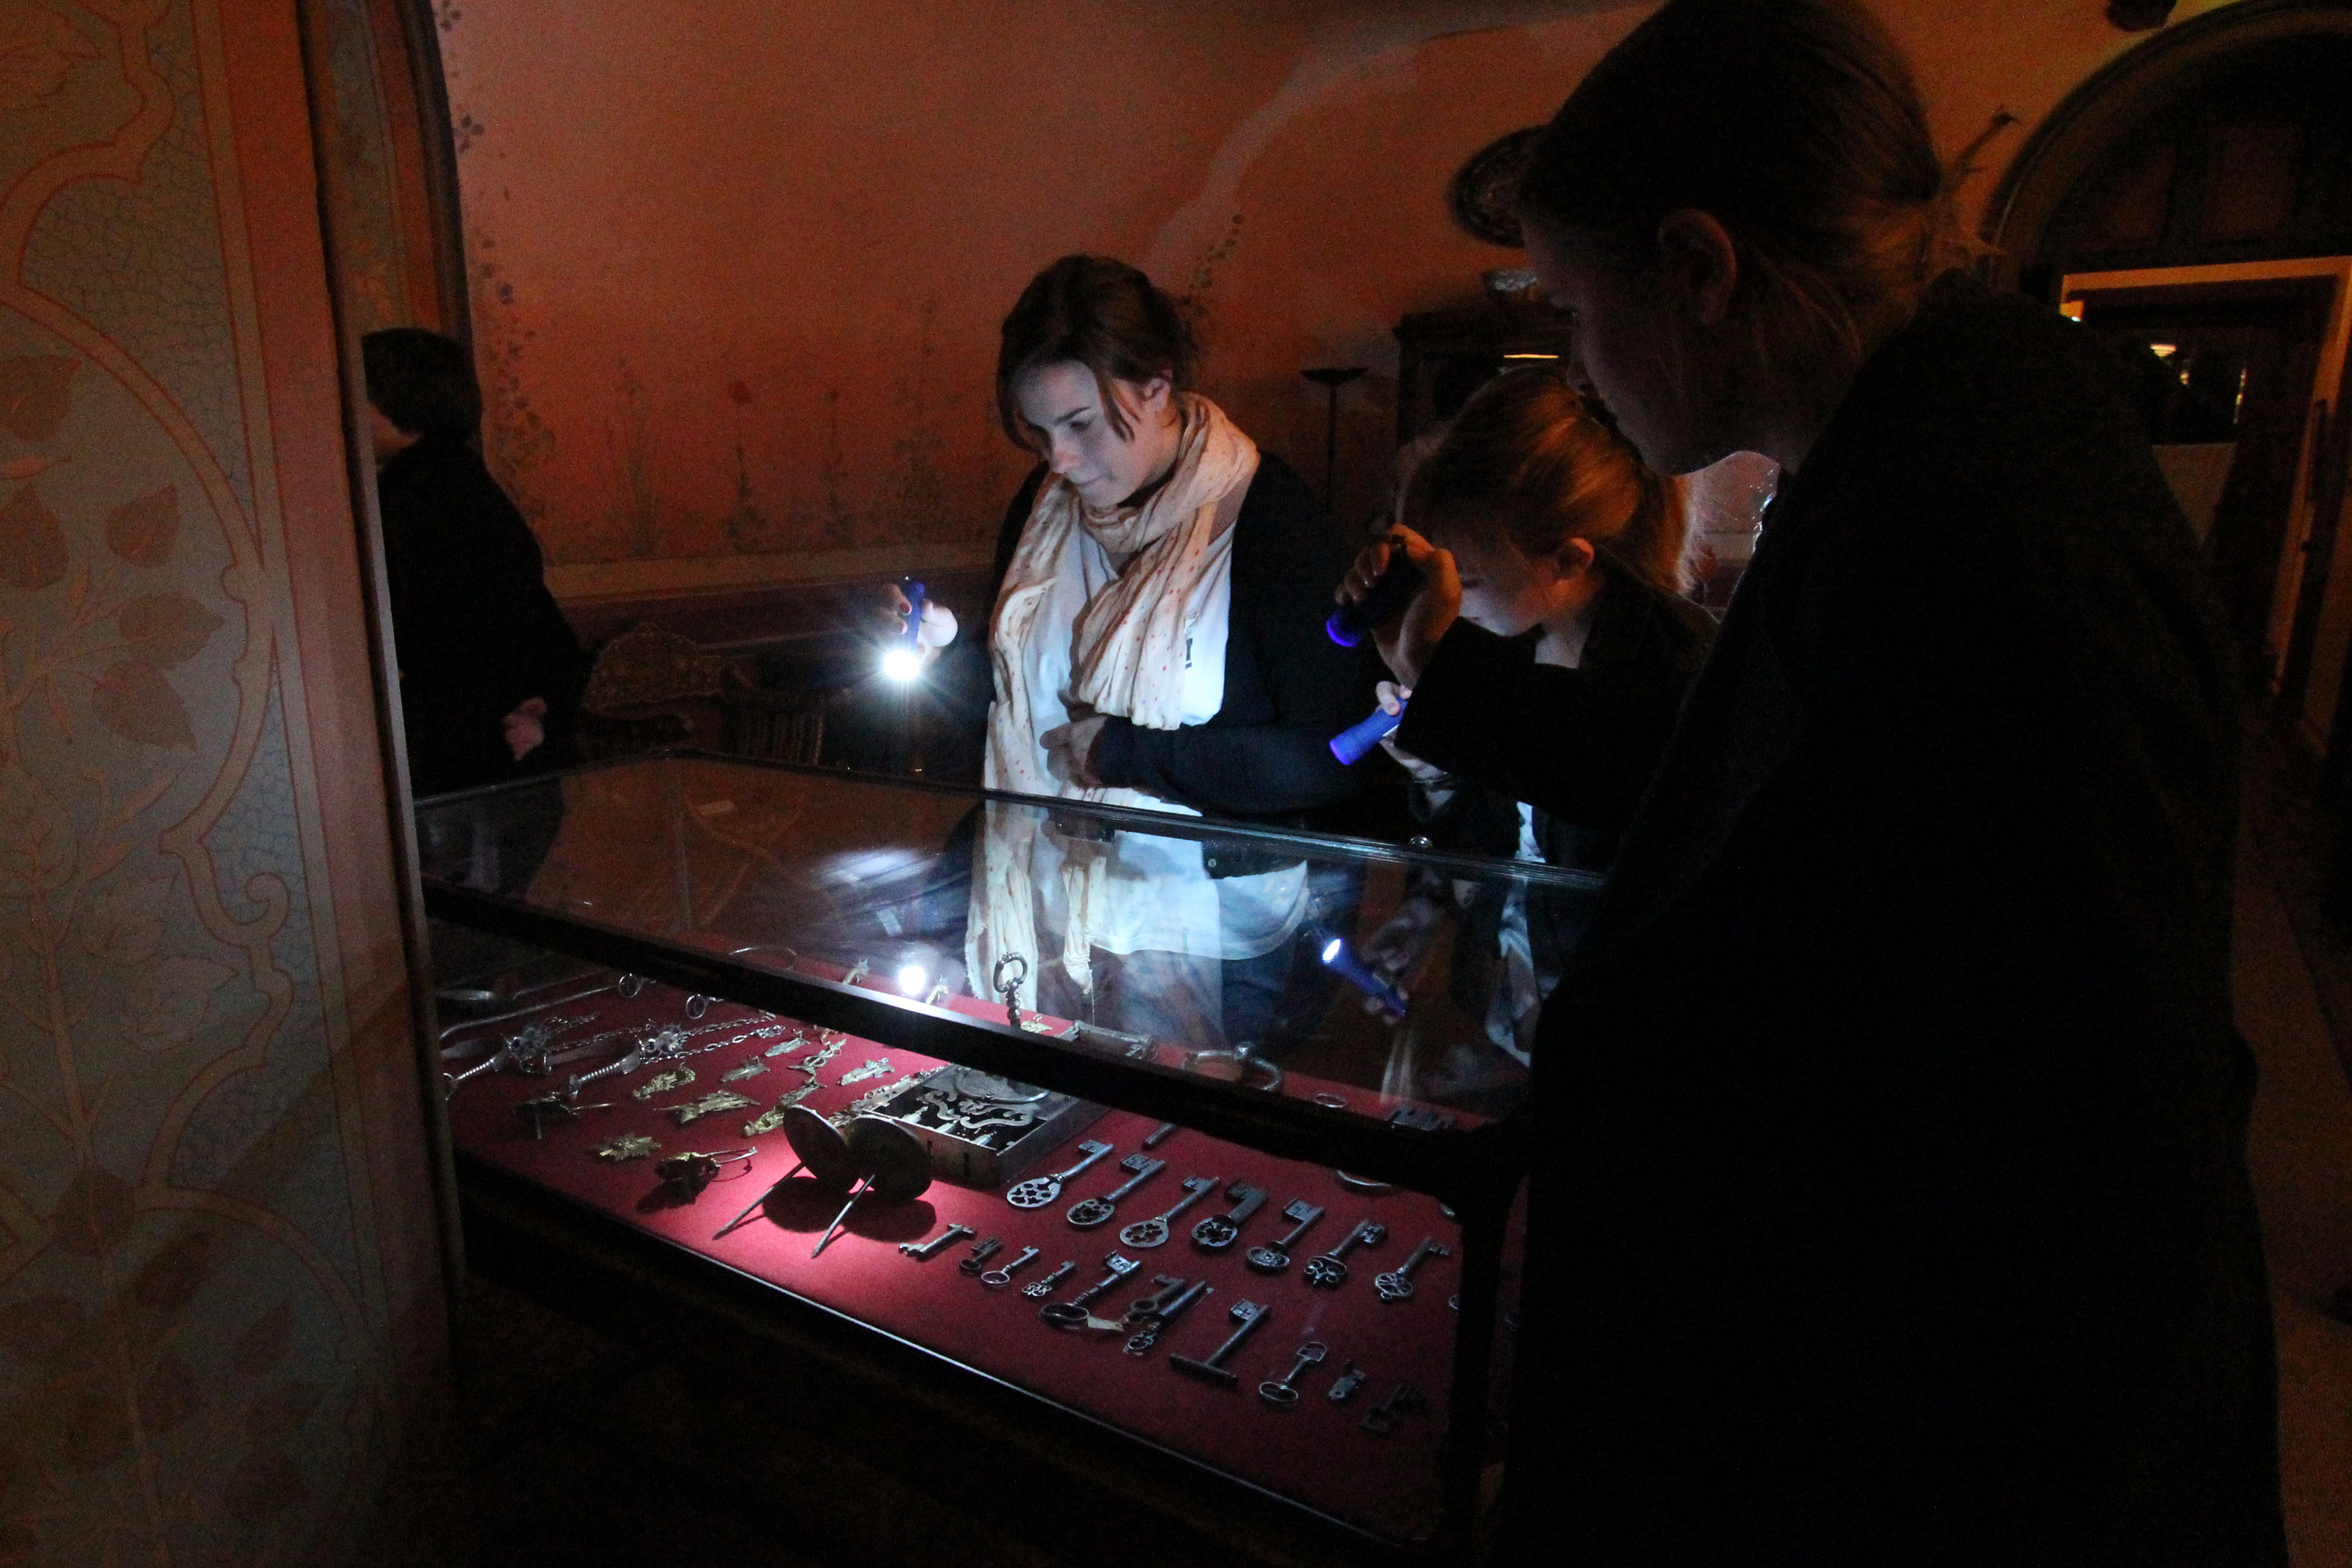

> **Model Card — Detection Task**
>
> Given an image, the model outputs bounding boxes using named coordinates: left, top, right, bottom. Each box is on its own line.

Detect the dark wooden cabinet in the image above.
left=1392, top=300, right=1576, bottom=446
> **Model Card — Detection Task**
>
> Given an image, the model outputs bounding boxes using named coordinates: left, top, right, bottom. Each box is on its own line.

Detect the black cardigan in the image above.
left=979, top=453, right=1379, bottom=820
left=377, top=434, right=588, bottom=797
left=1397, top=566, right=1718, bottom=872
left=1500, top=274, right=2283, bottom=1564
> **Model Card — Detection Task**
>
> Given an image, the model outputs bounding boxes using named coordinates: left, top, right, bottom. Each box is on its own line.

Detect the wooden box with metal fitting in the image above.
left=867, top=1064, right=1109, bottom=1188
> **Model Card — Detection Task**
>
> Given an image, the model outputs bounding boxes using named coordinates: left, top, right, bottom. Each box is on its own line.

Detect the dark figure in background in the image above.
left=363, top=328, right=588, bottom=800
left=1486, top=1, right=2283, bottom=1563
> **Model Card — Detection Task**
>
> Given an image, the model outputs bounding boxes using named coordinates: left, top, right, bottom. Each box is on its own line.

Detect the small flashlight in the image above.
left=1316, top=927, right=1407, bottom=1019
left=1330, top=698, right=1404, bottom=764
left=884, top=578, right=926, bottom=682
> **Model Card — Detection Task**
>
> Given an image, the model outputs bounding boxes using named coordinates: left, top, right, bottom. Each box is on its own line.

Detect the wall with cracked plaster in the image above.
left=431, top=0, right=2253, bottom=585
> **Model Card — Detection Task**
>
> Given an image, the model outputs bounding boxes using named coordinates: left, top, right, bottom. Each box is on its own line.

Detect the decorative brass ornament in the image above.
left=741, top=1078, right=823, bottom=1137
left=670, top=1088, right=759, bottom=1127
left=593, top=1133, right=661, bottom=1162
left=631, top=1066, right=696, bottom=1101
left=654, top=1147, right=754, bottom=1200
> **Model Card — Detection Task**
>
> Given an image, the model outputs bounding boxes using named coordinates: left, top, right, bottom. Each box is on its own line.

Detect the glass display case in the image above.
left=419, top=753, right=1599, bottom=1558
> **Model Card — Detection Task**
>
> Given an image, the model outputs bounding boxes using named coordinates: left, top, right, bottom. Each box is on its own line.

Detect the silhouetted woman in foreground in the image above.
left=1479, top=2, right=2282, bottom=1561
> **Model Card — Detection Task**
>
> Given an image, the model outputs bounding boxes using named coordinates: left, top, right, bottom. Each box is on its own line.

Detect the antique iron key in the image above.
left=1004, top=1140, right=1112, bottom=1209
left=1122, top=1278, right=1211, bottom=1357
left=1302, top=1219, right=1387, bottom=1289
left=1020, top=1260, right=1078, bottom=1299
left=956, top=1235, right=1004, bottom=1275
left=1065, top=1156, right=1165, bottom=1229
left=1243, top=1200, right=1325, bottom=1274
left=979, top=1246, right=1041, bottom=1289
left=1116, top=1175, right=1217, bottom=1249
left=1122, top=1274, right=1191, bottom=1323
left=1188, top=1182, right=1268, bottom=1252
left=1038, top=1254, right=1140, bottom=1328
left=1372, top=1235, right=1450, bottom=1302
left=1256, top=1342, right=1328, bottom=1409
left=898, top=1221, right=974, bottom=1260
left=1327, top=1360, right=1367, bottom=1403
left=1360, top=1381, right=1424, bottom=1436
left=1169, top=1299, right=1269, bottom=1387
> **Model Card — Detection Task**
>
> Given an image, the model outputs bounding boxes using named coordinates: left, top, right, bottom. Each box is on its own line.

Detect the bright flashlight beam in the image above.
left=882, top=647, right=921, bottom=682
left=897, top=963, right=927, bottom=996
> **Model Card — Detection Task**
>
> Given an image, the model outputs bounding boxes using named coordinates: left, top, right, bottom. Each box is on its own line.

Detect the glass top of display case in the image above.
left=417, top=753, right=1598, bottom=1189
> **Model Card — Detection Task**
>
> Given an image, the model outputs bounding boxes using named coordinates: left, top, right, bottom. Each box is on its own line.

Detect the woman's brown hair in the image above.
left=1404, top=368, right=1687, bottom=594
left=996, top=255, right=1199, bottom=451
left=1516, top=0, right=1949, bottom=380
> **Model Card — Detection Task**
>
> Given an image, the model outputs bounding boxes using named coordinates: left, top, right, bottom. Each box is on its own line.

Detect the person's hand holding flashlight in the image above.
left=1336, top=526, right=1459, bottom=688
left=876, top=582, right=957, bottom=679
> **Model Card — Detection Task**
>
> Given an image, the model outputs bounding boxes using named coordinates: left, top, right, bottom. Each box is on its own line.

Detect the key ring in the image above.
left=992, top=951, right=1030, bottom=1030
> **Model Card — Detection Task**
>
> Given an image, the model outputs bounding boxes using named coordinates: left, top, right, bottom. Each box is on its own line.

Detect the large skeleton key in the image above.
left=1372, top=1235, right=1450, bottom=1303
left=1189, top=1182, right=1268, bottom=1251
left=1004, top=1140, right=1112, bottom=1209
left=1038, top=1254, right=1139, bottom=1328
left=1122, top=1278, right=1211, bottom=1357
left=1302, top=1219, right=1387, bottom=1289
left=898, top=1222, right=974, bottom=1260
left=1021, top=1260, right=1078, bottom=1299
left=1065, top=1156, right=1165, bottom=1229
left=1243, top=1200, right=1325, bottom=1274
left=1169, top=1298, right=1269, bottom=1387
left=1116, top=1175, right=1217, bottom=1249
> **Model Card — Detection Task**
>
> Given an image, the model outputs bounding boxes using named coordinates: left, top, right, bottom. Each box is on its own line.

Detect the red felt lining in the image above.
left=446, top=983, right=1515, bottom=1544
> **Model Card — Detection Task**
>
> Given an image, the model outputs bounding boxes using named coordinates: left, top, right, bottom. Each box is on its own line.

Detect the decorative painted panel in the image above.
left=0, top=0, right=456, bottom=1563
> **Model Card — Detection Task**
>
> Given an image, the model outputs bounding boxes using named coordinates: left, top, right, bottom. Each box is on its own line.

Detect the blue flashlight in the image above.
left=1329, top=699, right=1405, bottom=765
left=1317, top=928, right=1407, bottom=1019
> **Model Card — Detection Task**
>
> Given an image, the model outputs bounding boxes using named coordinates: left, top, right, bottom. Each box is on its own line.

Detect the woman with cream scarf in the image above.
left=963, top=255, right=1375, bottom=1042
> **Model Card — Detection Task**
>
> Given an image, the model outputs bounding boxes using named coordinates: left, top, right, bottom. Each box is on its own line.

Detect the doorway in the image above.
left=2064, top=266, right=2347, bottom=682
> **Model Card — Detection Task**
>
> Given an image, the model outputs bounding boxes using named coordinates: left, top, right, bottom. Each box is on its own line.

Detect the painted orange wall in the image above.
left=434, top=0, right=2252, bottom=580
